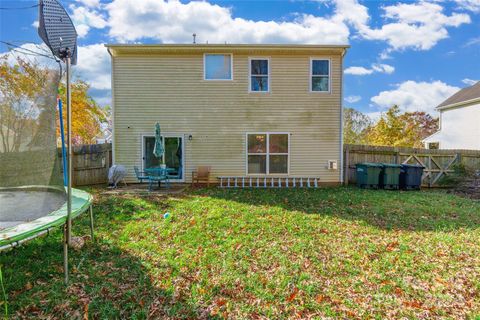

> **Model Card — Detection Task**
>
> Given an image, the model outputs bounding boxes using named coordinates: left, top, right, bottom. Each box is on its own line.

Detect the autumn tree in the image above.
left=1, top=56, right=106, bottom=149
left=366, top=105, right=438, bottom=147
left=57, top=80, right=106, bottom=145
left=343, top=107, right=372, bottom=145
left=0, top=56, right=59, bottom=152
left=400, top=111, right=439, bottom=148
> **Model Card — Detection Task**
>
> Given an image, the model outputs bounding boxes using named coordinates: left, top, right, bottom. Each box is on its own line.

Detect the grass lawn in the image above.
left=1, top=187, right=480, bottom=319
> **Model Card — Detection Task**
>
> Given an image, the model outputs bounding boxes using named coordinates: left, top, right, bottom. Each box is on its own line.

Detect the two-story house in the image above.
left=423, top=81, right=480, bottom=150
left=106, top=44, right=349, bottom=185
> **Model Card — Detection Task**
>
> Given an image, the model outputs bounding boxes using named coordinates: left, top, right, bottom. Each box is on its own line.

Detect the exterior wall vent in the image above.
left=328, top=160, right=338, bottom=170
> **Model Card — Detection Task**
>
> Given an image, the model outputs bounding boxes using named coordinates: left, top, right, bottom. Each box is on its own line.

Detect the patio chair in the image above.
left=192, top=166, right=211, bottom=187
left=134, top=166, right=149, bottom=183
left=167, top=165, right=183, bottom=180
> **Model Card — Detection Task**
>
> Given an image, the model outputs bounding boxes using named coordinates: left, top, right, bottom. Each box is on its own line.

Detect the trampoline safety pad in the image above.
left=0, top=188, right=92, bottom=249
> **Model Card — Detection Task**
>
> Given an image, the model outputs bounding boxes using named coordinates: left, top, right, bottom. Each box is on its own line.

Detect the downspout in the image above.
left=339, top=48, right=346, bottom=185
left=106, top=47, right=115, bottom=165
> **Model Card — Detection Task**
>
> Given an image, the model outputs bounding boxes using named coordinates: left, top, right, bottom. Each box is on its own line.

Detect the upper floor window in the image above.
left=204, top=54, right=232, bottom=80
left=310, top=59, right=330, bottom=92
left=249, top=58, right=269, bottom=92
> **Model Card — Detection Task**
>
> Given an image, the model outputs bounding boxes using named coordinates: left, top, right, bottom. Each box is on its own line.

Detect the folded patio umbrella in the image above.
left=153, top=122, right=164, bottom=159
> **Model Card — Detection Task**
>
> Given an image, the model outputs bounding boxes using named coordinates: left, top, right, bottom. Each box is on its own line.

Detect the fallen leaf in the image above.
left=403, top=300, right=423, bottom=309
left=83, top=304, right=89, bottom=320
left=386, top=241, right=399, bottom=252
left=25, top=282, right=33, bottom=290
left=216, top=298, right=226, bottom=307
left=286, top=287, right=299, bottom=302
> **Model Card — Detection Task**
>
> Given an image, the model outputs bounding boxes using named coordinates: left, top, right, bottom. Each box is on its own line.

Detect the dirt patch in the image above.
left=448, top=173, right=480, bottom=200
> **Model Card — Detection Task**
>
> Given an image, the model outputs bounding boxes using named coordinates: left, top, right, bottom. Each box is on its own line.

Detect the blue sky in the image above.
left=1, top=0, right=479, bottom=117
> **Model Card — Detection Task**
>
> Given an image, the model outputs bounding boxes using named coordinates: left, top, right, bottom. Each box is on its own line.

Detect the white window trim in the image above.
left=248, top=57, right=270, bottom=93
left=309, top=57, right=331, bottom=93
left=203, top=53, right=233, bottom=81
left=245, top=132, right=290, bottom=176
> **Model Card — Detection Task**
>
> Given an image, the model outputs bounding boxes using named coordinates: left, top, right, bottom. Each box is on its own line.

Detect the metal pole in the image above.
left=63, top=224, right=68, bottom=284
left=67, top=54, right=72, bottom=245
left=58, top=99, right=67, bottom=186
left=64, top=53, right=72, bottom=285
left=89, top=205, right=94, bottom=242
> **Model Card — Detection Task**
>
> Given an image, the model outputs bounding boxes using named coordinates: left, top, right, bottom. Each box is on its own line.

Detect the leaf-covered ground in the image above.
left=1, top=187, right=480, bottom=319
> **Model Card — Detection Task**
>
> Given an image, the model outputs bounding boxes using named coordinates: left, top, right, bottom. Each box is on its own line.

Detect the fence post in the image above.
left=428, top=156, right=432, bottom=188
left=344, top=146, right=349, bottom=185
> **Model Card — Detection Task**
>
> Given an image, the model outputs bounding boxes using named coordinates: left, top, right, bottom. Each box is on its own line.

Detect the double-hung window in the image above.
left=249, top=58, right=269, bottom=92
left=247, top=133, right=289, bottom=174
left=204, top=54, right=232, bottom=80
left=310, top=59, right=330, bottom=92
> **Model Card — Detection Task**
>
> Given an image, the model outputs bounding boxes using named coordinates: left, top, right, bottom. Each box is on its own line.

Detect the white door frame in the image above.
left=141, top=133, right=185, bottom=182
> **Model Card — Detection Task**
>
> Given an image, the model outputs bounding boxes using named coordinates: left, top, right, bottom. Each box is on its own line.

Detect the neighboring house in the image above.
left=106, top=44, right=349, bottom=184
left=95, top=124, right=112, bottom=144
left=423, top=81, right=480, bottom=150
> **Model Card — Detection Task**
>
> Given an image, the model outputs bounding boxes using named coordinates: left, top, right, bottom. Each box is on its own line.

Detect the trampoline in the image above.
left=0, top=0, right=94, bottom=284
left=0, top=187, right=92, bottom=250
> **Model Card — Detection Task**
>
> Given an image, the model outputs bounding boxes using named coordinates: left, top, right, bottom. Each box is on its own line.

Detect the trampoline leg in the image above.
left=89, top=205, right=95, bottom=242
left=63, top=224, right=69, bottom=285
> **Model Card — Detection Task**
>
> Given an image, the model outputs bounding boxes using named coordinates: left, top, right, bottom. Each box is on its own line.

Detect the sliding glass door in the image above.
left=143, top=135, right=184, bottom=181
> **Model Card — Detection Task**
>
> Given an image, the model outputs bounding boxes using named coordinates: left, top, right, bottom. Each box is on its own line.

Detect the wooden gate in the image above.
left=400, top=153, right=458, bottom=187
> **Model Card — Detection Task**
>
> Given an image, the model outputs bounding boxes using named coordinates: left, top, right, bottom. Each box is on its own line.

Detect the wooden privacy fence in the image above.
left=344, top=144, right=480, bottom=187
left=59, top=143, right=112, bottom=186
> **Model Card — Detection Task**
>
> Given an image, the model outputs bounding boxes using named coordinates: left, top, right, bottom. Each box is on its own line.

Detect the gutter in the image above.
left=437, top=97, right=480, bottom=111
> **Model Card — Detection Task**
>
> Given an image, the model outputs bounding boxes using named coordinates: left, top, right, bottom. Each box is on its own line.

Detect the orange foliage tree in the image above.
left=0, top=56, right=59, bottom=152
left=57, top=79, right=106, bottom=145
left=365, top=105, right=439, bottom=147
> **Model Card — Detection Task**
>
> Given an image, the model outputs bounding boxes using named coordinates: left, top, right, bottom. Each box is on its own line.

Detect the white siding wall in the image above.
left=425, top=102, right=480, bottom=149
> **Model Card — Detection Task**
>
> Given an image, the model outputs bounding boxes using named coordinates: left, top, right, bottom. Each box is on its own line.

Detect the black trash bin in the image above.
left=400, top=164, right=424, bottom=190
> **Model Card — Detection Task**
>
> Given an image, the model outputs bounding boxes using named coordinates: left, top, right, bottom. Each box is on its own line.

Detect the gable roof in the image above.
left=437, top=81, right=480, bottom=110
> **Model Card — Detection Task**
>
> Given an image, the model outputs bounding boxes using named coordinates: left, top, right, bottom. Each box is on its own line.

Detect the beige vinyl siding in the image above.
left=112, top=49, right=343, bottom=183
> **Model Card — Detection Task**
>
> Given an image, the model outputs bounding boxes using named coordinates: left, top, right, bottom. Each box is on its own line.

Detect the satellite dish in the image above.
left=38, top=0, right=78, bottom=65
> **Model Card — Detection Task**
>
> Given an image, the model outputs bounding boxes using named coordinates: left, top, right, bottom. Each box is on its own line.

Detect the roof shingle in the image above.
left=437, top=81, right=480, bottom=109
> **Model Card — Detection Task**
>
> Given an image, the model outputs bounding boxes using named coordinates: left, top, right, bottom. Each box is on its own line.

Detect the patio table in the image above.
left=145, top=167, right=175, bottom=190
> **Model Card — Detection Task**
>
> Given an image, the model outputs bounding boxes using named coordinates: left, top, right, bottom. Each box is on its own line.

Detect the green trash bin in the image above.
left=356, top=163, right=383, bottom=189
left=380, top=163, right=402, bottom=190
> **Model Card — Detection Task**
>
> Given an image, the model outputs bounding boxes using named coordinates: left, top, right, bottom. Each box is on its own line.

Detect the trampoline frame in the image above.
left=0, top=188, right=93, bottom=251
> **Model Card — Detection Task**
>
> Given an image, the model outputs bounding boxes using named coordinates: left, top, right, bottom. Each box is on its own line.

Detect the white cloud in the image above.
left=455, top=0, right=480, bottom=13
left=344, top=66, right=372, bottom=75
left=371, top=80, right=460, bottom=114
left=76, top=44, right=111, bottom=91
left=358, top=1, right=471, bottom=51
left=462, top=78, right=479, bottom=86
left=105, top=0, right=351, bottom=44
left=365, top=111, right=382, bottom=122
left=64, top=0, right=468, bottom=53
left=69, top=4, right=107, bottom=38
left=465, top=37, right=480, bottom=47
left=344, top=95, right=361, bottom=103
left=345, top=63, right=394, bottom=76
left=76, top=0, right=101, bottom=7
left=371, top=63, right=394, bottom=74
left=32, top=20, right=39, bottom=28
left=0, top=43, right=57, bottom=68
